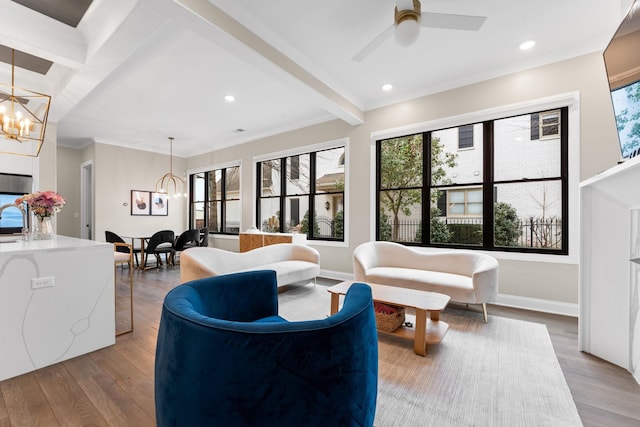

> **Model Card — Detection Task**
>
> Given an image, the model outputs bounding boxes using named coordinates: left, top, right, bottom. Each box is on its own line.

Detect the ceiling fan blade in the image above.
left=421, top=12, right=487, bottom=31
left=352, top=24, right=395, bottom=62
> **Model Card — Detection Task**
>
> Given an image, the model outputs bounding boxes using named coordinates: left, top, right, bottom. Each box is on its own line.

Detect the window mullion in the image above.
left=204, top=172, right=210, bottom=230
left=482, top=121, right=494, bottom=249
left=375, top=141, right=382, bottom=241
left=424, top=131, right=432, bottom=245
left=279, top=157, right=286, bottom=233
left=255, top=163, right=261, bottom=229
left=560, top=107, right=569, bottom=254
left=309, top=153, right=317, bottom=239
left=220, top=169, right=226, bottom=234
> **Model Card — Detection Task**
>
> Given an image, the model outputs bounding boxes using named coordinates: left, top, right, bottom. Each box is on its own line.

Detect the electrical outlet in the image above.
left=31, top=276, right=55, bottom=289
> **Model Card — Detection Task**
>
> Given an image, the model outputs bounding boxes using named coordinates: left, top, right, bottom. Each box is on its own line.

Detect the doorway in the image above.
left=81, top=160, right=93, bottom=240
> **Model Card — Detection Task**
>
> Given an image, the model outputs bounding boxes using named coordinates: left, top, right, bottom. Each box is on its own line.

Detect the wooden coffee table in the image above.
left=328, top=280, right=450, bottom=356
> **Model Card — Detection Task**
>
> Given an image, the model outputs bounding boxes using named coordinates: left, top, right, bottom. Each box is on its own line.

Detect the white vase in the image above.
left=33, top=216, right=54, bottom=240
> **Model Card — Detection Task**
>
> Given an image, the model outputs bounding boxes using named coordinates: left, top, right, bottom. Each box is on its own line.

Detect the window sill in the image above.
left=413, top=245, right=577, bottom=265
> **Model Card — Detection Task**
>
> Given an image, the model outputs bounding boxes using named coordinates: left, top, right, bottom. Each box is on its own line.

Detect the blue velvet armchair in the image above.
left=154, top=270, right=378, bottom=427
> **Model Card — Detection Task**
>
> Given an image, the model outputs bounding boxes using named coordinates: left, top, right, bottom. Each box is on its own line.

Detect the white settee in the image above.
left=353, top=241, right=498, bottom=321
left=180, top=244, right=320, bottom=287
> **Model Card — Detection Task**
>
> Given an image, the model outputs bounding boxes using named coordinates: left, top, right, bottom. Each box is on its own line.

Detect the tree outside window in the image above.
left=378, top=133, right=456, bottom=243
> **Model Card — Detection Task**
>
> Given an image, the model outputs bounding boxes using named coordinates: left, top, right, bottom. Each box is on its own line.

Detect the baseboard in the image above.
left=319, top=269, right=579, bottom=318
left=491, top=294, right=578, bottom=317
left=319, top=269, right=352, bottom=282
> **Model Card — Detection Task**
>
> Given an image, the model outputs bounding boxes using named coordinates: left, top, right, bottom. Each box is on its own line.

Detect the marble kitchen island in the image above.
left=0, top=235, right=114, bottom=381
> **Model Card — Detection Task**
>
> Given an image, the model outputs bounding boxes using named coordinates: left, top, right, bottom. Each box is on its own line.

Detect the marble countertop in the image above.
left=0, top=234, right=111, bottom=254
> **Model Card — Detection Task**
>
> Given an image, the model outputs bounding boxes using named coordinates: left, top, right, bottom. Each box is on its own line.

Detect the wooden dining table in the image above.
left=122, top=235, right=153, bottom=270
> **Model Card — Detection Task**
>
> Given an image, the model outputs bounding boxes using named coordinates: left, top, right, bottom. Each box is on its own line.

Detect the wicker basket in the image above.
left=374, top=301, right=406, bottom=332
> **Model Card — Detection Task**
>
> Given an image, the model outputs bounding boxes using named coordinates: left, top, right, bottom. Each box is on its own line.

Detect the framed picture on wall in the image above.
left=151, top=192, right=169, bottom=216
left=131, top=190, right=150, bottom=215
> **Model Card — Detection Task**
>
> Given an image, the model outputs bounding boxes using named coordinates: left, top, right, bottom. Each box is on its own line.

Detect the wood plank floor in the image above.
left=1, top=267, right=638, bottom=426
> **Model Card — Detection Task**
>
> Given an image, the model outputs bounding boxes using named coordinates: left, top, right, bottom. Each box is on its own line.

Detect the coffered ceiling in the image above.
left=0, top=0, right=630, bottom=157
left=11, top=0, right=93, bottom=28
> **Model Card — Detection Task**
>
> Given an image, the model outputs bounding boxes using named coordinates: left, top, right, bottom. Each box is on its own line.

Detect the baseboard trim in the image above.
left=319, top=269, right=579, bottom=318
left=494, top=294, right=578, bottom=318
left=319, top=269, right=352, bottom=282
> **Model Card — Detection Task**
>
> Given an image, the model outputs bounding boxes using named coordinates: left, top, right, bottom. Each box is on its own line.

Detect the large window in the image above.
left=376, top=108, right=568, bottom=254
left=257, top=146, right=345, bottom=241
left=189, top=165, right=240, bottom=234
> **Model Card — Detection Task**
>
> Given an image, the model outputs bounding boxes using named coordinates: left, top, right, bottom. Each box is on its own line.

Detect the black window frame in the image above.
left=188, top=165, right=241, bottom=236
left=376, top=107, right=569, bottom=255
left=256, top=146, right=345, bottom=242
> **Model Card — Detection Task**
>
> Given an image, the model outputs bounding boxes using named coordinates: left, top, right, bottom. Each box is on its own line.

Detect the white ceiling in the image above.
left=0, top=0, right=631, bottom=158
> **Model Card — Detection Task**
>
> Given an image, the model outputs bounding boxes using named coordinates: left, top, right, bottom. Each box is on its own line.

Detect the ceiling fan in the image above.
left=352, top=0, right=487, bottom=61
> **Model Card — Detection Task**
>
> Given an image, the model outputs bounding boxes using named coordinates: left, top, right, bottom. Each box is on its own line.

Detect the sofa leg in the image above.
left=482, top=303, right=488, bottom=323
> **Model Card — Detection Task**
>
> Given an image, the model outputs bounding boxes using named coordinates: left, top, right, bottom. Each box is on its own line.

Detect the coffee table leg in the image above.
left=414, top=308, right=427, bottom=356
left=330, top=293, right=340, bottom=315
left=425, top=310, right=449, bottom=345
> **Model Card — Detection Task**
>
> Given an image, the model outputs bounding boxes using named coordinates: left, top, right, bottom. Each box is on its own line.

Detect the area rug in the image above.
left=278, top=283, right=582, bottom=427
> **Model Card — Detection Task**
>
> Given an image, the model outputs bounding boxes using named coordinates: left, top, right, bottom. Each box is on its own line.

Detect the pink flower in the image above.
left=15, top=191, right=65, bottom=218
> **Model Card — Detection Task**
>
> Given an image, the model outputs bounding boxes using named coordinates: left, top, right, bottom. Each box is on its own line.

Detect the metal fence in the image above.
left=316, top=216, right=335, bottom=237
left=387, top=217, right=562, bottom=249
left=519, top=217, right=562, bottom=249
left=282, top=215, right=340, bottom=238
left=387, top=218, right=421, bottom=242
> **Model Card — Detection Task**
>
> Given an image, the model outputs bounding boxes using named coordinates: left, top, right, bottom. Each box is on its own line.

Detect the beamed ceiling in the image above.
left=0, top=0, right=630, bottom=157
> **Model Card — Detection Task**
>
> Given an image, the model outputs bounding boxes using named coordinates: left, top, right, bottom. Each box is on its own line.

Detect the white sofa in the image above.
left=180, top=244, right=320, bottom=287
left=353, top=241, right=498, bottom=321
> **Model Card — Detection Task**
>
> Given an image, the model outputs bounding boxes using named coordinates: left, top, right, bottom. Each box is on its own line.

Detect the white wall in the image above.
left=93, top=143, right=187, bottom=241
left=56, top=146, right=82, bottom=237
left=56, top=142, right=188, bottom=243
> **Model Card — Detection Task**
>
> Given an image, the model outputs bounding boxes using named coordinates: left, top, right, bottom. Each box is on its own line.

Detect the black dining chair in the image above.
left=106, top=230, right=141, bottom=268
left=171, top=229, right=199, bottom=266
left=144, top=230, right=175, bottom=269
left=198, top=227, right=209, bottom=247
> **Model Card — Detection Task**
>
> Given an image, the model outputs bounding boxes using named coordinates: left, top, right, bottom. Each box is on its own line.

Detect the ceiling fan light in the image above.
left=395, top=18, right=420, bottom=47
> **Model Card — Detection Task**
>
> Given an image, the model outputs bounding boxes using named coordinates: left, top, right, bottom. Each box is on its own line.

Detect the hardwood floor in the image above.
left=1, top=267, right=638, bottom=426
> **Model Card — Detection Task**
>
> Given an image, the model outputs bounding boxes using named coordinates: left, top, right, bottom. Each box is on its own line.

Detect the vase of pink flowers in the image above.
left=15, top=191, right=66, bottom=240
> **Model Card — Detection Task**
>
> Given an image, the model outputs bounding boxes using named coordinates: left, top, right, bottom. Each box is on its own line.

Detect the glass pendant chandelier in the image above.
left=0, top=48, right=51, bottom=157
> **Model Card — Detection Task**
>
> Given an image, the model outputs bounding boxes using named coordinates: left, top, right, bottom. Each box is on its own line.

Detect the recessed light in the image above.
left=519, top=40, right=535, bottom=50
left=382, top=84, right=393, bottom=92
left=225, top=95, right=235, bottom=102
